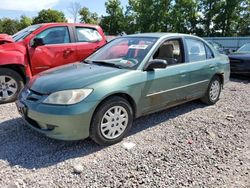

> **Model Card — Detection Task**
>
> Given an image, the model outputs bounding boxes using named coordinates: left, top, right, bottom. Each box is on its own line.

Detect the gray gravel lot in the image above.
left=0, top=79, right=249, bottom=188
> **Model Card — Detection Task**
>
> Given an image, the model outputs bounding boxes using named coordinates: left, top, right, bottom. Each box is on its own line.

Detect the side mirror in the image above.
left=144, top=59, right=167, bottom=71
left=228, top=49, right=236, bottom=54
left=32, top=38, right=44, bottom=47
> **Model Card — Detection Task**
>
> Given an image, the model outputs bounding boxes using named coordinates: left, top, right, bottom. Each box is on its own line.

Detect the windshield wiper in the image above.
left=91, top=61, right=122, bottom=69
left=83, top=60, right=91, bottom=64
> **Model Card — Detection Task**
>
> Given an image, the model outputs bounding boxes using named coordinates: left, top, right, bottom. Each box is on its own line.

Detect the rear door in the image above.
left=183, top=37, right=216, bottom=98
left=73, top=27, right=106, bottom=61
left=29, top=26, right=77, bottom=75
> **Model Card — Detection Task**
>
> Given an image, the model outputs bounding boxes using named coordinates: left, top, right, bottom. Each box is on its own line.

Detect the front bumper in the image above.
left=16, top=98, right=98, bottom=141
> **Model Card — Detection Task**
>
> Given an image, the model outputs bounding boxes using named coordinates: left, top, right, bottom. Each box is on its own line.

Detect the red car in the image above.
left=0, top=23, right=106, bottom=104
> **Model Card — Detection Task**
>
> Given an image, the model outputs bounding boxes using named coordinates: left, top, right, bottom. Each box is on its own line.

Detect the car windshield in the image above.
left=86, top=36, right=158, bottom=69
left=237, top=43, right=250, bottom=53
left=12, top=25, right=41, bottom=42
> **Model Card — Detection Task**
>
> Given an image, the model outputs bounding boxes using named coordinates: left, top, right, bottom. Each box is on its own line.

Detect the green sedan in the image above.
left=16, top=33, right=230, bottom=145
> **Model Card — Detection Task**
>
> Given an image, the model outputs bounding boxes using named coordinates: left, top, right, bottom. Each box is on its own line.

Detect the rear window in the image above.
left=186, top=38, right=206, bottom=62
left=76, top=27, right=102, bottom=42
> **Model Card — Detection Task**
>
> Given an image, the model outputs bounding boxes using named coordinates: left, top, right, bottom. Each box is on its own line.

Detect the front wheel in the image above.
left=201, top=76, right=222, bottom=105
left=90, top=96, right=133, bottom=145
left=0, top=68, right=24, bottom=104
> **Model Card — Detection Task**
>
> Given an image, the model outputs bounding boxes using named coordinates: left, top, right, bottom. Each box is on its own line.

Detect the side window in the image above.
left=76, top=27, right=102, bottom=42
left=36, top=27, right=70, bottom=45
left=205, top=44, right=214, bottom=59
left=186, top=38, right=206, bottom=62
left=153, top=39, right=184, bottom=65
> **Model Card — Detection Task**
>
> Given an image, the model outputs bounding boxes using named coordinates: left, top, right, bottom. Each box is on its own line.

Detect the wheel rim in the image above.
left=0, top=76, right=18, bottom=100
left=100, top=106, right=129, bottom=140
left=209, top=80, right=220, bottom=101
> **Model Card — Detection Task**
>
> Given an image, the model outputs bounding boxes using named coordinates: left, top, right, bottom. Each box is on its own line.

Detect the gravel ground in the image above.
left=0, top=79, right=249, bottom=188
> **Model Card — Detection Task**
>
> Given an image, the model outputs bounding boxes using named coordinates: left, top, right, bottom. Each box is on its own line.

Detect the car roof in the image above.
left=127, top=32, right=194, bottom=38
left=33, top=22, right=99, bottom=28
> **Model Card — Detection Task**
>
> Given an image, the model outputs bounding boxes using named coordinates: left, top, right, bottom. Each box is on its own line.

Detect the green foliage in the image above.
left=79, top=7, right=100, bottom=24
left=19, top=15, right=32, bottom=29
left=0, top=20, right=3, bottom=33
left=128, top=0, right=171, bottom=32
left=215, top=0, right=250, bottom=36
left=1, top=1, right=250, bottom=37
left=33, top=9, right=67, bottom=24
left=0, top=16, right=32, bottom=35
left=169, top=0, right=199, bottom=34
left=197, top=0, right=222, bottom=36
left=123, top=5, right=137, bottom=34
left=0, top=18, right=20, bottom=35
left=100, top=0, right=125, bottom=35
left=100, top=0, right=249, bottom=36
left=126, top=0, right=250, bottom=36
left=236, top=1, right=250, bottom=36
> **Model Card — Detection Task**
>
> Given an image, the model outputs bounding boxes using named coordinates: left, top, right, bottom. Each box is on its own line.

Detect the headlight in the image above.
left=43, top=89, right=93, bottom=105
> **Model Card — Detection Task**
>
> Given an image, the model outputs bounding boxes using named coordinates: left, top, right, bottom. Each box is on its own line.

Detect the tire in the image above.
left=0, top=68, right=24, bottom=104
left=90, top=96, right=134, bottom=145
left=201, top=75, right=222, bottom=105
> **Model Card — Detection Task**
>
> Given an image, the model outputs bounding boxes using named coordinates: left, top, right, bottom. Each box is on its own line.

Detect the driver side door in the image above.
left=140, top=38, right=190, bottom=114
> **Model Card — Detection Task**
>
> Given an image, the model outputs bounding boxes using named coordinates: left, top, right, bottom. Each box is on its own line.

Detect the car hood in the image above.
left=0, top=34, right=14, bottom=44
left=0, top=41, right=26, bottom=54
left=228, top=53, right=250, bottom=60
left=28, top=62, right=129, bottom=94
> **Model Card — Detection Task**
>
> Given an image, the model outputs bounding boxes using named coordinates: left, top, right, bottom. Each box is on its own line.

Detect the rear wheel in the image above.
left=201, top=75, right=222, bottom=105
left=90, top=96, right=133, bottom=145
left=0, top=68, right=24, bottom=104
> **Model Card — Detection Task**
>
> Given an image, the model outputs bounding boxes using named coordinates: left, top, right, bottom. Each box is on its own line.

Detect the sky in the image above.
left=0, top=0, right=128, bottom=22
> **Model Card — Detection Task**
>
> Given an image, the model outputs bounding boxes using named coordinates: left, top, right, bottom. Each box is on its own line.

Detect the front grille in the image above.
left=230, top=59, right=241, bottom=64
left=25, top=89, right=44, bottom=102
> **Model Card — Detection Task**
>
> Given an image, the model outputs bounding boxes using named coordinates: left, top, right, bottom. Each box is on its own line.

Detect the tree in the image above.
left=68, top=2, right=81, bottom=23
left=79, top=7, right=100, bottom=24
left=197, top=0, right=222, bottom=36
left=33, top=9, right=67, bottom=24
left=0, top=19, right=3, bottom=33
left=196, top=0, right=250, bottom=37
left=236, top=0, right=250, bottom=36
left=169, top=0, right=199, bottom=34
left=0, top=18, right=20, bottom=35
left=123, top=5, right=137, bottom=34
left=100, top=0, right=125, bottom=35
left=128, top=0, right=171, bottom=32
left=19, top=15, right=32, bottom=30
left=213, top=0, right=250, bottom=36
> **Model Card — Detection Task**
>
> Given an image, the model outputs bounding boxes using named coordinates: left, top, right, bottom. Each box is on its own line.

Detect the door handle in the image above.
left=63, top=48, right=74, bottom=58
left=209, top=64, right=215, bottom=69
left=179, top=70, right=187, bottom=77
left=64, top=48, right=74, bottom=53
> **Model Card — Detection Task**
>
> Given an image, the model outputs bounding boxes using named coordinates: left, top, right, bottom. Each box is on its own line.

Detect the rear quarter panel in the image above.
left=216, top=53, right=230, bottom=85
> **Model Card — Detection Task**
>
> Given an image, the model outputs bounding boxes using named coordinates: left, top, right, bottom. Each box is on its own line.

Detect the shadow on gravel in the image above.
left=230, top=76, right=250, bottom=83
left=0, top=100, right=206, bottom=169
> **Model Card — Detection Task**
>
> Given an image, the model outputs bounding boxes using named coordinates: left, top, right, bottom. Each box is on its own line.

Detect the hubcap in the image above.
left=0, top=76, right=18, bottom=100
left=100, top=106, right=129, bottom=139
left=209, top=80, right=220, bottom=101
